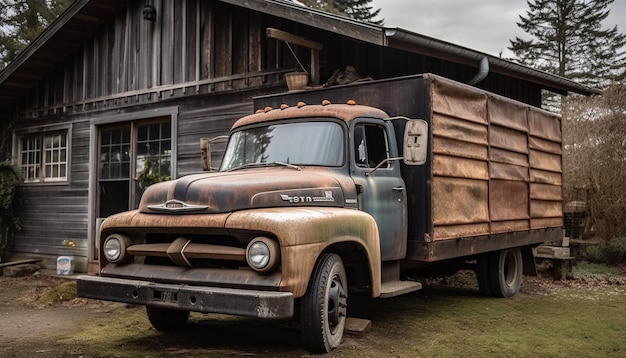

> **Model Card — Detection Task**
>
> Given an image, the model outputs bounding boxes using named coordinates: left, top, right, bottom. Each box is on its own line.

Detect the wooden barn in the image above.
left=0, top=0, right=599, bottom=272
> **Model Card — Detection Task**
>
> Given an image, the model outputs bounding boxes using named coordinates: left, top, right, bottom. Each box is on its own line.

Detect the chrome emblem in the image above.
left=148, top=199, right=208, bottom=212
left=281, top=191, right=335, bottom=203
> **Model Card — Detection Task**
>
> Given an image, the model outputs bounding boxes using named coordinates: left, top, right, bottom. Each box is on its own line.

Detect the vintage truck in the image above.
left=77, top=73, right=563, bottom=353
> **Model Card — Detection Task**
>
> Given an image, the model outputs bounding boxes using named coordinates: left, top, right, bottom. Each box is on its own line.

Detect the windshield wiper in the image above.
left=226, top=161, right=302, bottom=172
left=273, top=161, right=302, bottom=171
left=225, top=163, right=267, bottom=172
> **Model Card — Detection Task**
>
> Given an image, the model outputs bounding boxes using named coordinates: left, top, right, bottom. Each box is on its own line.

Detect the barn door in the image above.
left=97, top=119, right=171, bottom=219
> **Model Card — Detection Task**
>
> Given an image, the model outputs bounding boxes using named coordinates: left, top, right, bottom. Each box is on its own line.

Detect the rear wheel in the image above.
left=489, top=248, right=523, bottom=298
left=146, top=306, right=189, bottom=331
left=475, top=248, right=523, bottom=298
left=300, top=253, right=347, bottom=353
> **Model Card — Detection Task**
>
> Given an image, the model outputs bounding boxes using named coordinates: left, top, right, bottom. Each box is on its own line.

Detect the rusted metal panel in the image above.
left=531, top=217, right=563, bottom=229
left=432, top=223, right=491, bottom=243
left=529, top=149, right=562, bottom=173
left=430, top=76, right=488, bottom=124
left=489, top=180, right=529, bottom=221
left=411, top=227, right=563, bottom=262
left=488, top=95, right=529, bottom=133
left=489, top=163, right=529, bottom=181
left=233, top=104, right=389, bottom=128
left=529, top=109, right=562, bottom=142
left=432, top=136, right=488, bottom=161
left=489, top=125, right=528, bottom=154
left=432, top=155, right=488, bottom=180
left=530, top=183, right=563, bottom=201
left=491, top=220, right=530, bottom=234
left=529, top=136, right=562, bottom=155
left=531, top=200, right=563, bottom=218
left=530, top=169, right=562, bottom=185
left=432, top=114, right=488, bottom=148
left=427, top=74, right=562, bottom=245
left=490, top=148, right=528, bottom=168
left=432, top=177, right=489, bottom=227
left=224, top=207, right=381, bottom=298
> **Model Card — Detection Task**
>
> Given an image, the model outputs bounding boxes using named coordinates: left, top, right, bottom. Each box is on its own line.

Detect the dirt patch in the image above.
left=0, top=273, right=125, bottom=357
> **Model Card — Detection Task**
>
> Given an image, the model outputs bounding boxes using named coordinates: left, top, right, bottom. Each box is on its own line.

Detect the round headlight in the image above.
left=104, top=238, right=121, bottom=261
left=248, top=241, right=270, bottom=268
left=246, top=237, right=280, bottom=273
left=102, top=234, right=131, bottom=263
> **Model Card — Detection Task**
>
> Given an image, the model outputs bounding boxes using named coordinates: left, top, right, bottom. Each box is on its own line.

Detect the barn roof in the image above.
left=0, top=0, right=601, bottom=111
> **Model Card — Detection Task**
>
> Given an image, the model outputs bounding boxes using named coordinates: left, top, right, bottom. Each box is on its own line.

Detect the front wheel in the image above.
left=300, top=253, right=348, bottom=353
left=146, top=306, right=190, bottom=332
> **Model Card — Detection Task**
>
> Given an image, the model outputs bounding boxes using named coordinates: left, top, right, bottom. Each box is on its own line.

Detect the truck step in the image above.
left=380, top=280, right=422, bottom=298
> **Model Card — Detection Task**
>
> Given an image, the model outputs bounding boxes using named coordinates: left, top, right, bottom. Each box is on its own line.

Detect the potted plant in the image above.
left=137, top=157, right=170, bottom=189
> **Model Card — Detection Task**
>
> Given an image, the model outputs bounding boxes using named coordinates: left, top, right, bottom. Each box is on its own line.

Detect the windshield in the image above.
left=220, top=121, right=345, bottom=171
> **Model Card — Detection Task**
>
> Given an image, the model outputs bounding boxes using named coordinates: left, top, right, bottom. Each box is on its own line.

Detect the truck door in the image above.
left=350, top=119, right=407, bottom=261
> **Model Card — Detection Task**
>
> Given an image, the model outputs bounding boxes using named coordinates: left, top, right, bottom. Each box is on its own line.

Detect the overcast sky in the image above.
left=369, top=0, right=626, bottom=57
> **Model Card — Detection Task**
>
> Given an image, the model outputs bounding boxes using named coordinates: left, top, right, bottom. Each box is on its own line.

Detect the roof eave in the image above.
left=219, top=0, right=386, bottom=45
left=384, top=28, right=602, bottom=96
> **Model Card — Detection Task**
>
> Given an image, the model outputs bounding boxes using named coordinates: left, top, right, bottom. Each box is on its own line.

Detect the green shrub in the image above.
left=585, top=237, right=626, bottom=265
left=0, top=160, right=21, bottom=260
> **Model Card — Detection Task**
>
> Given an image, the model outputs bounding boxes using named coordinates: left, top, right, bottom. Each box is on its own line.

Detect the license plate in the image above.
left=154, top=290, right=177, bottom=303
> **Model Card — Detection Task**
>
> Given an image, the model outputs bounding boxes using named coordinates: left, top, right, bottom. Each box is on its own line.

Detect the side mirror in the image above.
left=200, top=138, right=210, bottom=171
left=403, top=119, right=428, bottom=165
left=200, top=136, right=229, bottom=171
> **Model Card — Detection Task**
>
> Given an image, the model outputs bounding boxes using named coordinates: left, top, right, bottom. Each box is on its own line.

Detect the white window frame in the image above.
left=14, top=124, right=71, bottom=184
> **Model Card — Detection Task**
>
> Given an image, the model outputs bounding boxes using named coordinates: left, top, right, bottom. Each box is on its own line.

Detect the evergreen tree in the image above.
left=509, top=0, right=626, bottom=88
left=0, top=0, right=72, bottom=70
left=297, top=0, right=383, bottom=25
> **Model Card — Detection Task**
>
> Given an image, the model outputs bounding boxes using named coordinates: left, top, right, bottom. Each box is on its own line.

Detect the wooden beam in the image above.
left=266, top=28, right=323, bottom=50
left=311, top=50, right=320, bottom=85
left=266, top=28, right=323, bottom=85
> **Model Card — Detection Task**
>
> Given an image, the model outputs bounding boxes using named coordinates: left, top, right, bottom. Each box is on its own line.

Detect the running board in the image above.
left=380, top=280, right=422, bottom=298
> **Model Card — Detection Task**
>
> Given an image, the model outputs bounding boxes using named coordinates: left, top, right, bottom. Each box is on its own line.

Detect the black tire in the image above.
left=300, top=253, right=348, bottom=353
left=146, top=306, right=190, bottom=332
left=488, top=247, right=523, bottom=298
left=475, top=253, right=493, bottom=296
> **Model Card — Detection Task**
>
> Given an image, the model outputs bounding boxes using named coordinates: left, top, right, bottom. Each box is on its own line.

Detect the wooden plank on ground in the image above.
left=345, top=317, right=371, bottom=336
left=0, top=259, right=42, bottom=269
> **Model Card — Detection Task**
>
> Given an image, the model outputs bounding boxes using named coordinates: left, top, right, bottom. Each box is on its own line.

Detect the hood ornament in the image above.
left=148, top=199, right=208, bottom=212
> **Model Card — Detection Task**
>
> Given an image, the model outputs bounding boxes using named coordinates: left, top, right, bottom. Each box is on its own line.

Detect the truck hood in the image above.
left=139, top=168, right=348, bottom=214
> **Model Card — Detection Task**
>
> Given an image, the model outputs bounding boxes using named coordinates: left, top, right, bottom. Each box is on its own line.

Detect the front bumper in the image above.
left=77, top=275, right=293, bottom=319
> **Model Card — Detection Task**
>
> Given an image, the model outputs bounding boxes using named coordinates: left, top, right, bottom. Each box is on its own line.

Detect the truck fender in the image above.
left=225, top=207, right=381, bottom=298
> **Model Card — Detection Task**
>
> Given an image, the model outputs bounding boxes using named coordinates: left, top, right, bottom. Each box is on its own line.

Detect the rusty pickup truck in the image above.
left=77, top=73, right=563, bottom=353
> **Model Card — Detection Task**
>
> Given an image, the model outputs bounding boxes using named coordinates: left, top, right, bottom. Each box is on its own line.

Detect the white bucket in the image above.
left=56, top=256, right=76, bottom=275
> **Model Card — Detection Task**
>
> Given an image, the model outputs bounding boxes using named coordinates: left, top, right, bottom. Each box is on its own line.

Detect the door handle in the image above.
left=392, top=186, right=405, bottom=191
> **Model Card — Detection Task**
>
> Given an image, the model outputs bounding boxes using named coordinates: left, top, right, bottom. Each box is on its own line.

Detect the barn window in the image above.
left=18, top=130, right=69, bottom=183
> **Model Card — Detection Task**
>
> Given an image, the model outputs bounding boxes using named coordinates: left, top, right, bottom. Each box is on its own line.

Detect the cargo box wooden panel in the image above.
left=428, top=75, right=562, bottom=242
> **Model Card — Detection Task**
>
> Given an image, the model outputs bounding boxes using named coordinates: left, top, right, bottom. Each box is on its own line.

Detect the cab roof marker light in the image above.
left=255, top=109, right=264, bottom=114
left=264, top=106, right=273, bottom=113
left=280, top=104, right=289, bottom=110
left=322, top=100, right=331, bottom=106
left=347, top=99, right=356, bottom=105
left=297, top=101, right=306, bottom=108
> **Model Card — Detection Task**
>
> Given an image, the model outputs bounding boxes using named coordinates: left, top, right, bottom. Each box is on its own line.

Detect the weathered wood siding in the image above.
left=13, top=119, right=91, bottom=261
left=21, top=0, right=296, bottom=118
